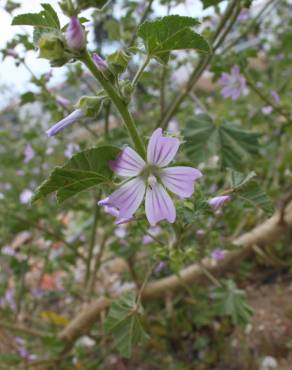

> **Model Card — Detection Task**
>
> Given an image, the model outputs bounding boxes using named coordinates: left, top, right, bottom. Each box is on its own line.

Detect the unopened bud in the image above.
left=75, top=96, right=103, bottom=118
left=106, top=49, right=130, bottom=75
left=66, top=16, right=86, bottom=51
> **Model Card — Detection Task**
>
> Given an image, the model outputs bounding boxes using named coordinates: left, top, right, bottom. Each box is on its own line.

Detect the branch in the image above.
left=58, top=200, right=292, bottom=348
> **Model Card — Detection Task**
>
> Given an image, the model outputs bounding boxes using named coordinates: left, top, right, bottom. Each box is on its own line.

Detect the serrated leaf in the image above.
left=137, top=15, right=210, bottom=64
left=184, top=114, right=261, bottom=169
left=41, top=4, right=60, bottom=29
left=237, top=181, right=274, bottom=214
left=20, top=91, right=36, bottom=105
left=12, top=4, right=60, bottom=29
left=202, top=0, right=224, bottom=9
left=228, top=169, right=256, bottom=189
left=104, top=291, right=149, bottom=358
left=33, top=145, right=120, bottom=203
left=12, top=13, right=50, bottom=27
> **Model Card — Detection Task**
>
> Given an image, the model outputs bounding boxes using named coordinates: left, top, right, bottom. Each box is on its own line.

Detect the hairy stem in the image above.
left=80, top=52, right=146, bottom=158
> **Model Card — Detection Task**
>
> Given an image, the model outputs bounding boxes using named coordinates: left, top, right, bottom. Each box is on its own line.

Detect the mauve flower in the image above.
left=99, top=128, right=202, bottom=226
left=262, top=106, right=273, bottom=115
left=6, top=48, right=18, bottom=58
left=98, top=197, right=133, bottom=224
left=20, top=189, right=33, bottom=204
left=114, top=225, right=127, bottom=239
left=168, top=119, right=180, bottom=134
left=93, top=53, right=108, bottom=71
left=66, top=16, right=86, bottom=50
left=154, top=261, right=167, bottom=274
left=143, top=226, right=161, bottom=245
left=46, top=109, right=84, bottom=136
left=0, top=289, right=16, bottom=311
left=211, top=249, right=225, bottom=261
left=209, top=195, right=231, bottom=211
left=64, top=143, right=80, bottom=158
left=16, top=170, right=25, bottom=176
left=2, top=245, right=16, bottom=256
left=56, top=95, right=71, bottom=109
left=23, top=144, right=35, bottom=164
left=219, top=65, right=247, bottom=100
left=270, top=90, right=280, bottom=105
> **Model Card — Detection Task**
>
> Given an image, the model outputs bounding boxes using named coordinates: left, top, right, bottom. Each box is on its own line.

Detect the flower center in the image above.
left=147, top=175, right=157, bottom=188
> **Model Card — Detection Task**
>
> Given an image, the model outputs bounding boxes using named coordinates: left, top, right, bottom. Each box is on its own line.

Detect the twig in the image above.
left=0, top=322, right=51, bottom=338
left=84, top=198, right=100, bottom=288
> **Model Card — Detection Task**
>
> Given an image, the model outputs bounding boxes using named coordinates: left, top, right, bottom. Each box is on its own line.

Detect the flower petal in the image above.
left=109, top=147, right=146, bottom=177
left=147, top=128, right=180, bottom=167
left=145, top=183, right=176, bottom=226
left=107, top=178, right=146, bottom=220
left=160, top=166, right=202, bottom=198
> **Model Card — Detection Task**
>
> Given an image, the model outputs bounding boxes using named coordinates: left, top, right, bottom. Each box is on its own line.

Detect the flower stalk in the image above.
left=79, top=51, right=146, bottom=159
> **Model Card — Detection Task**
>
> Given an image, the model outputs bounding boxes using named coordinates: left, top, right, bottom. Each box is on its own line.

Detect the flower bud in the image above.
left=208, top=195, right=231, bottom=211
left=66, top=16, right=86, bottom=51
left=46, top=109, right=84, bottom=136
left=38, top=33, right=68, bottom=66
left=93, top=53, right=107, bottom=71
left=75, top=96, right=103, bottom=118
left=106, top=49, right=130, bottom=75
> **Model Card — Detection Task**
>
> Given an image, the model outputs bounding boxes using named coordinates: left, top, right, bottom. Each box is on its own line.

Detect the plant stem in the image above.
left=80, top=52, right=146, bottom=158
left=243, top=70, right=291, bottom=123
left=132, top=55, right=150, bottom=87
left=84, top=200, right=100, bottom=287
left=129, top=0, right=154, bottom=47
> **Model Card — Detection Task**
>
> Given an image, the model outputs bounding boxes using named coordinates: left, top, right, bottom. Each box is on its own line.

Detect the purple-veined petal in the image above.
left=107, top=178, right=146, bottom=220
left=109, top=147, right=145, bottom=177
left=160, top=166, right=202, bottom=198
left=147, top=128, right=180, bottom=167
left=145, top=183, right=176, bottom=226
left=46, top=109, right=84, bottom=136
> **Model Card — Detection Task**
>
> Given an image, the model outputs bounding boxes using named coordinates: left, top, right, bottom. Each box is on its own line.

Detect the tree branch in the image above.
left=58, top=200, right=292, bottom=348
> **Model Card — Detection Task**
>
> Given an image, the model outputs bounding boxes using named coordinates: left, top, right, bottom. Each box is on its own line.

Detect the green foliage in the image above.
left=104, top=291, right=149, bottom=358
left=137, top=15, right=210, bottom=64
left=212, top=280, right=253, bottom=326
left=237, top=181, right=274, bottom=215
left=227, top=169, right=274, bottom=214
left=184, top=114, right=261, bottom=169
left=11, top=4, right=61, bottom=29
left=202, top=0, right=224, bottom=9
left=33, top=145, right=120, bottom=203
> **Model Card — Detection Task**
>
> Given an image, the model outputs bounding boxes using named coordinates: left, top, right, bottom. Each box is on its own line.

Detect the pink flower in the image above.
left=219, top=66, right=247, bottom=101
left=23, top=144, right=35, bottom=164
left=99, top=128, right=202, bottom=226
left=66, top=16, right=86, bottom=50
left=211, top=249, right=225, bottom=261
left=56, top=95, right=71, bottom=109
left=262, top=106, right=273, bottom=115
left=64, top=143, right=80, bottom=158
left=208, top=195, right=231, bottom=211
left=143, top=226, right=161, bottom=244
left=270, top=90, right=280, bottom=105
left=93, top=53, right=108, bottom=71
left=19, top=189, right=33, bottom=204
left=46, top=109, right=84, bottom=136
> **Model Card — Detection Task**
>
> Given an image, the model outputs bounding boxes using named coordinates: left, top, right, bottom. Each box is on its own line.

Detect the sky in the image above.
left=0, top=0, right=226, bottom=109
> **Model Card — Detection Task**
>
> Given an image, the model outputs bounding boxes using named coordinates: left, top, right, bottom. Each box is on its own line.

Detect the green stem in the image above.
left=79, top=51, right=146, bottom=158
left=132, top=55, right=150, bottom=87
left=84, top=200, right=100, bottom=287
left=243, top=70, right=291, bottom=123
